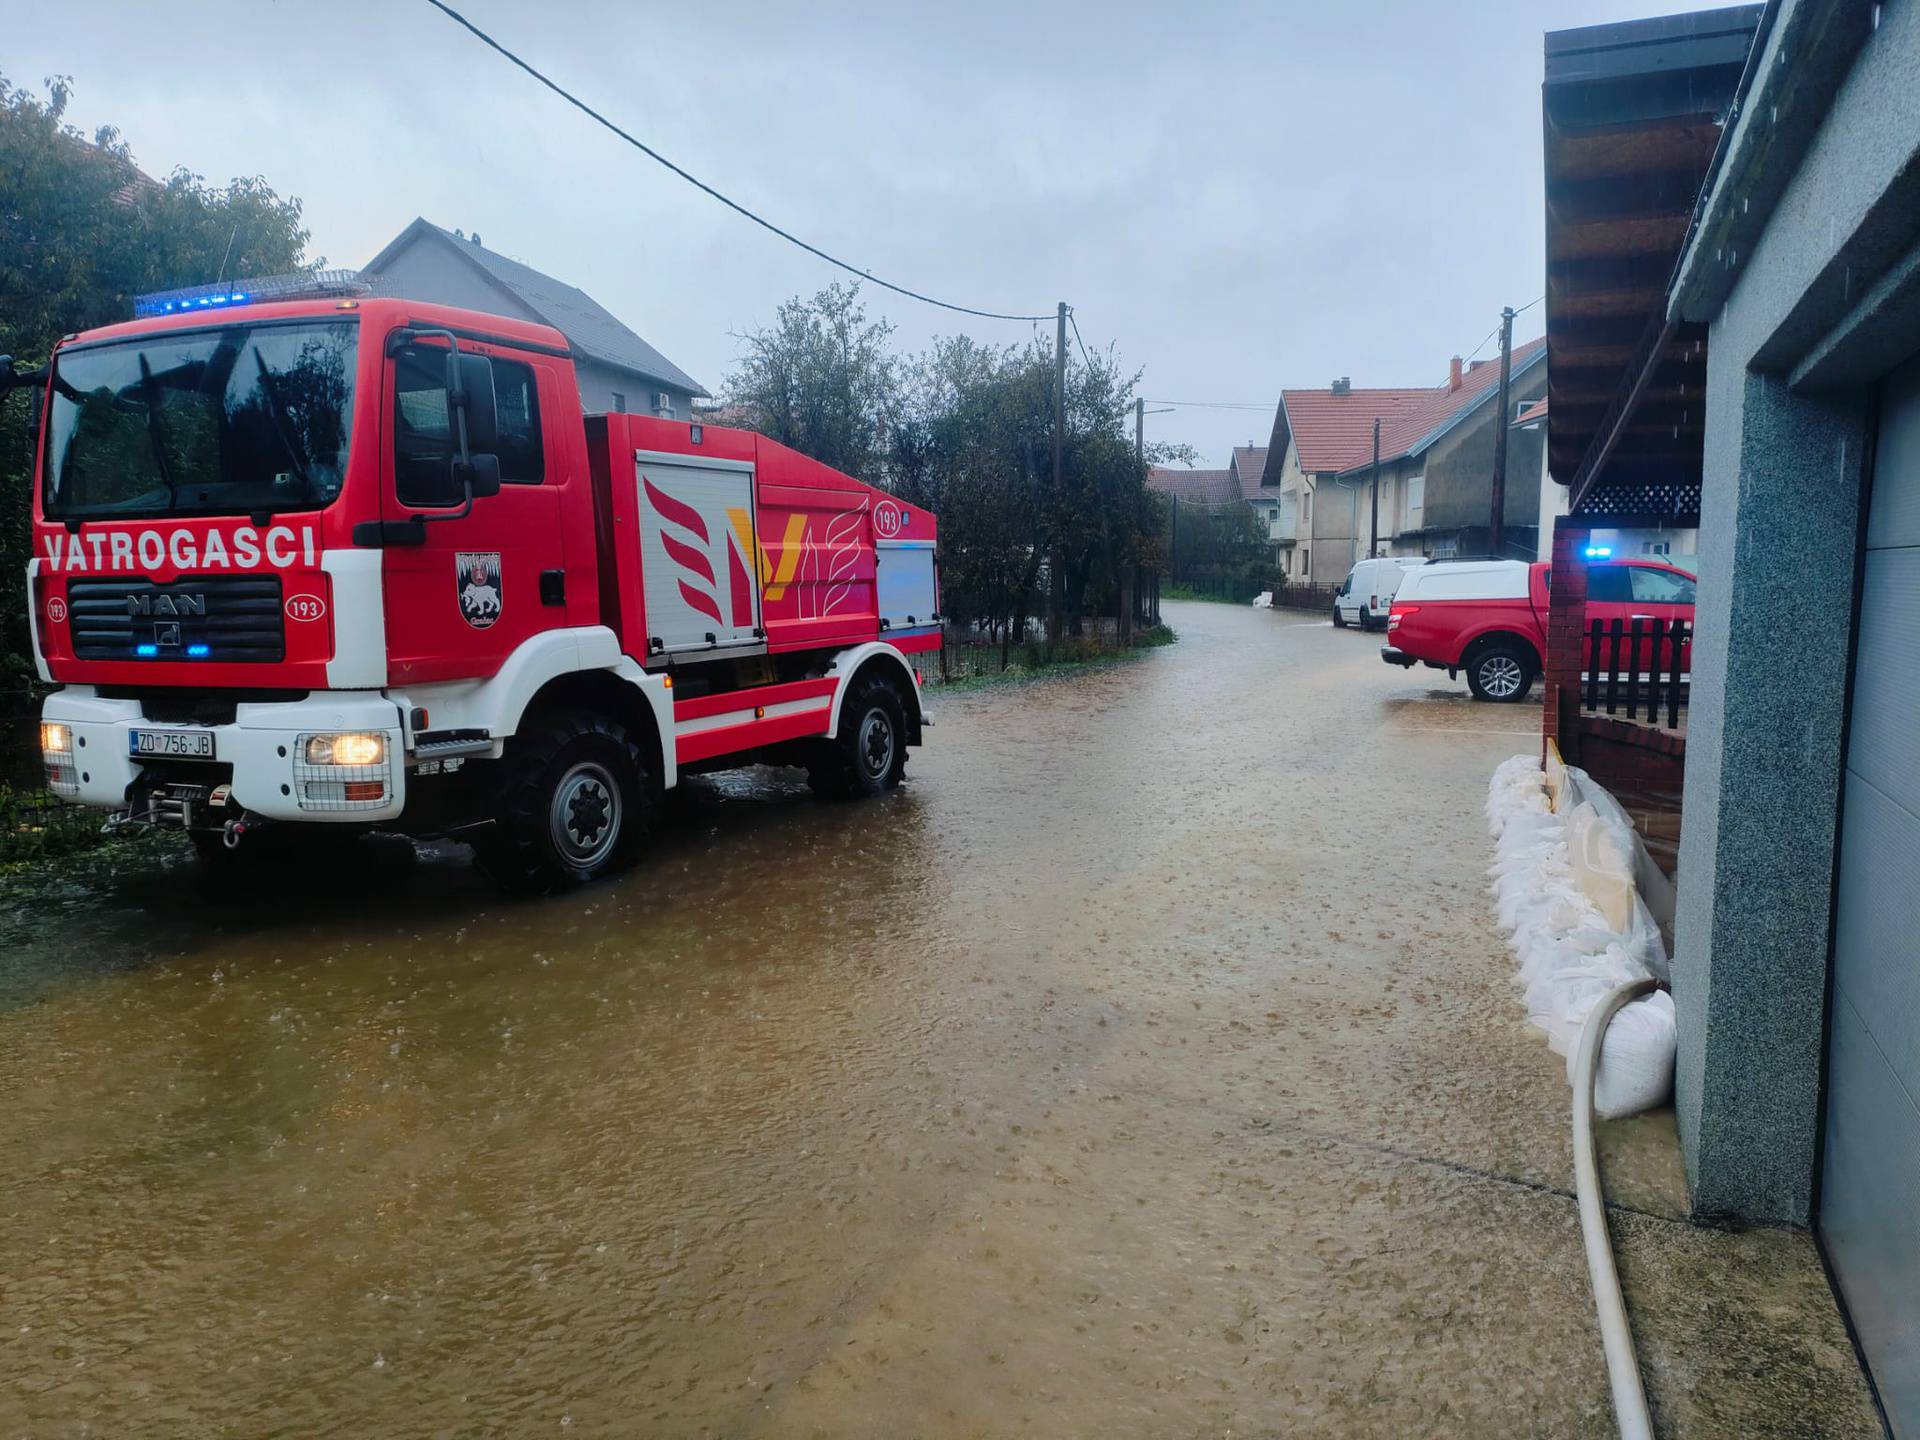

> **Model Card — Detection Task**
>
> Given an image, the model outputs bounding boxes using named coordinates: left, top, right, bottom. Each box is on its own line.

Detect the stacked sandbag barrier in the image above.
left=1486, top=755, right=1677, bottom=1119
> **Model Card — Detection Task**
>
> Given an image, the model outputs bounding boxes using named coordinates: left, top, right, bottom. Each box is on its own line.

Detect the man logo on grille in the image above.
left=457, top=552, right=502, bottom=629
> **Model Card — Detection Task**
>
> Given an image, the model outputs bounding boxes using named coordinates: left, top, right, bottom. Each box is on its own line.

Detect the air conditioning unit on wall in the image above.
left=652, top=391, right=675, bottom=418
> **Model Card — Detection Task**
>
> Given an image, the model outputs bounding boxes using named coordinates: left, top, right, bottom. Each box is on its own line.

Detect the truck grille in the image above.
left=67, top=575, right=286, bottom=663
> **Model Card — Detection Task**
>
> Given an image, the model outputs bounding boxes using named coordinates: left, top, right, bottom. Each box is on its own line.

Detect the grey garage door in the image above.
left=1823, top=351, right=1920, bottom=1436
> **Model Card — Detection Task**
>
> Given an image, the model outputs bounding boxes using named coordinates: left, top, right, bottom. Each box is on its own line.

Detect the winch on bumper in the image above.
left=40, top=687, right=408, bottom=827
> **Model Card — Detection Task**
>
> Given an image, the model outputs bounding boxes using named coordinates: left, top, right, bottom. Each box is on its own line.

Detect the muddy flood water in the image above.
left=0, top=602, right=1878, bottom=1437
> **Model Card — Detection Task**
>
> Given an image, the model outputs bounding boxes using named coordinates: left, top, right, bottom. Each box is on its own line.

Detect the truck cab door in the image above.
left=379, top=342, right=565, bottom=685
left=1583, top=562, right=1634, bottom=672
left=1627, top=562, right=1697, bottom=674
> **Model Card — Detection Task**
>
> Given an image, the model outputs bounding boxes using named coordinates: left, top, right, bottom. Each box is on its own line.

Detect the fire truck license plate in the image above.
left=129, top=729, right=216, bottom=760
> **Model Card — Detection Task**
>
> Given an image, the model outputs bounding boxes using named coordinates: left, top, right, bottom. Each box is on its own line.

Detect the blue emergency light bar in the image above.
left=1584, top=545, right=1613, bottom=559
left=135, top=644, right=158, bottom=658
left=133, top=268, right=367, bottom=319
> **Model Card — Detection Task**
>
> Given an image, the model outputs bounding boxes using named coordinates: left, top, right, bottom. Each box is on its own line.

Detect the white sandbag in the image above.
left=1483, top=754, right=1677, bottom=1120
left=1565, top=990, right=1677, bottom=1120
left=1565, top=802, right=1636, bottom=933
left=1566, top=767, right=1677, bottom=982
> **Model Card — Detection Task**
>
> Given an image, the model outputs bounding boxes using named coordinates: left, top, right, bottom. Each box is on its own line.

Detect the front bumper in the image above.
left=42, top=687, right=408, bottom=823
left=1380, top=645, right=1416, bottom=668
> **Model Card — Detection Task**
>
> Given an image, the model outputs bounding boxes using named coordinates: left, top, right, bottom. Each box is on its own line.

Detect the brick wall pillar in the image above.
left=1540, top=516, right=1589, bottom=766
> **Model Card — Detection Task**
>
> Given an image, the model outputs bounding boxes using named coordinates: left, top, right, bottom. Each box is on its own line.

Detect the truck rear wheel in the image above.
left=809, top=675, right=908, bottom=800
left=476, top=713, right=652, bottom=893
left=1466, top=643, right=1536, bottom=703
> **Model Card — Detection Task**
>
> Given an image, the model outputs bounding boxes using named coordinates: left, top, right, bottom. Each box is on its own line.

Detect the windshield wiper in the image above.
left=135, top=352, right=179, bottom=512
left=252, top=348, right=315, bottom=498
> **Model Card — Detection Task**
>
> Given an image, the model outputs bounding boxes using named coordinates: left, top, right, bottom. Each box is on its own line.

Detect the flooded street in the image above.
left=0, top=601, right=1875, bottom=1437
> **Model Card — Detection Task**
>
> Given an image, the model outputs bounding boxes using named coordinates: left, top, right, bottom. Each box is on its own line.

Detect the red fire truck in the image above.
left=8, top=273, right=940, bottom=889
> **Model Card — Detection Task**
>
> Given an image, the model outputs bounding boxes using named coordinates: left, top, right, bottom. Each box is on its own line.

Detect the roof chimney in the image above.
left=1331, top=377, right=1351, bottom=396
left=1448, top=355, right=1463, bottom=392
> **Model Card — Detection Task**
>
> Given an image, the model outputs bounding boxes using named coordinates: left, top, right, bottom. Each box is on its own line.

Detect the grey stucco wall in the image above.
left=1669, top=0, right=1920, bottom=1223
left=368, top=244, right=541, bottom=322
left=367, top=242, right=694, bottom=421
left=1673, top=361, right=1867, bottom=1224
left=1423, top=368, right=1547, bottom=534
left=572, top=357, right=694, bottom=422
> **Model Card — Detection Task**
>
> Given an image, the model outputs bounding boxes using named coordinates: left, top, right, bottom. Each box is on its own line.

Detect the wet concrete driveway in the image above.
left=0, top=601, right=1880, bottom=1437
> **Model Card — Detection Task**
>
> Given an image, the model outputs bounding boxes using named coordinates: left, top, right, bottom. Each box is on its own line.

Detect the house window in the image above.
left=1302, top=491, right=1312, bottom=527
left=1406, top=475, right=1424, bottom=528
left=1303, top=550, right=1311, bottom=579
left=612, top=391, right=627, bottom=414
left=1642, top=539, right=1670, bottom=556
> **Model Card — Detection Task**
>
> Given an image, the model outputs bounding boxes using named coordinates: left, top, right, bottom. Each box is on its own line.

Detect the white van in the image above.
left=1333, top=556, right=1427, bottom=631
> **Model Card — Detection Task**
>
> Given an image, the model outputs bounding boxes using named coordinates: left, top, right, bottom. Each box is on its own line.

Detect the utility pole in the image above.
left=1489, top=305, right=1515, bottom=558
left=1127, top=397, right=1144, bottom=643
left=1047, top=300, right=1067, bottom=660
left=1369, top=416, right=1381, bottom=558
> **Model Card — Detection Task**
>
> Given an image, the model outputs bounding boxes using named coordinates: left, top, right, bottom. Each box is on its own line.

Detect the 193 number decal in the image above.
left=285, top=593, right=328, bottom=623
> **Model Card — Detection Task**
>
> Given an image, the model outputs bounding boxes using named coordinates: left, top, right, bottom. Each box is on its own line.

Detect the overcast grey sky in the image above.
left=15, top=0, right=1720, bottom=464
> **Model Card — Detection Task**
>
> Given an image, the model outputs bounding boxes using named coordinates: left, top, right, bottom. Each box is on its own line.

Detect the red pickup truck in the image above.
left=1379, top=558, right=1696, bottom=701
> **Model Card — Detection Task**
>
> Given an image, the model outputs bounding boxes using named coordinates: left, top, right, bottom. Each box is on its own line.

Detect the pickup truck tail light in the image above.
left=1387, top=604, right=1418, bottom=632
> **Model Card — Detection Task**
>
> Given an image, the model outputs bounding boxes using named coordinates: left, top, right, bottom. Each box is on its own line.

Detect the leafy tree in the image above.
left=724, top=284, right=1188, bottom=664
left=0, top=71, right=312, bottom=678
left=1167, top=496, right=1269, bottom=598
left=723, top=283, right=899, bottom=483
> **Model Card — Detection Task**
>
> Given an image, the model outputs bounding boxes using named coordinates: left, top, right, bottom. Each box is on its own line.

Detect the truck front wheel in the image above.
left=477, top=713, right=652, bottom=892
left=809, top=675, right=908, bottom=800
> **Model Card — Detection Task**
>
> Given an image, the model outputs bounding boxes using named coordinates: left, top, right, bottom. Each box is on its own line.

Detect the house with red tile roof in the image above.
left=1147, top=444, right=1286, bottom=551
left=1146, top=466, right=1238, bottom=507
left=1262, top=341, right=1549, bottom=583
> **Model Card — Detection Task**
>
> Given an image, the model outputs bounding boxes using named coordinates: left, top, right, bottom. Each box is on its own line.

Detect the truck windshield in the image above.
left=42, top=321, right=358, bottom=519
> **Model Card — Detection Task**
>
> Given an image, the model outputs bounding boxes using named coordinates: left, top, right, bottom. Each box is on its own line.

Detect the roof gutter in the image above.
left=1669, top=0, right=1872, bottom=325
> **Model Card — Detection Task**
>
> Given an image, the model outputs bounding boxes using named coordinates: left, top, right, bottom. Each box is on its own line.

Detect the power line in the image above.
left=1067, top=307, right=1098, bottom=374
left=1461, top=322, right=1503, bottom=367
left=421, top=0, right=1053, bottom=324
left=1463, top=295, right=1546, bottom=365
left=1144, top=399, right=1273, bottom=411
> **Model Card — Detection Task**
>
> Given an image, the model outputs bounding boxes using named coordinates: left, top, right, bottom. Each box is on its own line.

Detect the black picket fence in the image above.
left=1269, top=581, right=1340, bottom=614
left=1581, top=616, right=1692, bottom=729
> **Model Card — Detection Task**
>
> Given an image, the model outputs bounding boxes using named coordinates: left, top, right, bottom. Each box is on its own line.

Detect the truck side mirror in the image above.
left=441, top=350, right=501, bottom=504
left=457, top=451, right=502, bottom=500
left=448, top=352, right=499, bottom=453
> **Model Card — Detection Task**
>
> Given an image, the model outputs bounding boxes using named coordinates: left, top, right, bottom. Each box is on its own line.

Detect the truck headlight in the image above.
left=303, top=732, right=385, bottom=767
left=40, top=720, right=77, bottom=798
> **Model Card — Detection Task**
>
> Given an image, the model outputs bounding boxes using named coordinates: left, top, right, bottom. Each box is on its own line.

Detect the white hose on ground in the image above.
left=1572, top=976, right=1662, bottom=1440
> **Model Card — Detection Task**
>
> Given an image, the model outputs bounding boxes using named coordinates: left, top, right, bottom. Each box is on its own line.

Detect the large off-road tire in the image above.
left=808, top=674, right=908, bottom=800
left=1465, top=643, right=1537, bottom=703
left=475, top=713, right=652, bottom=893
